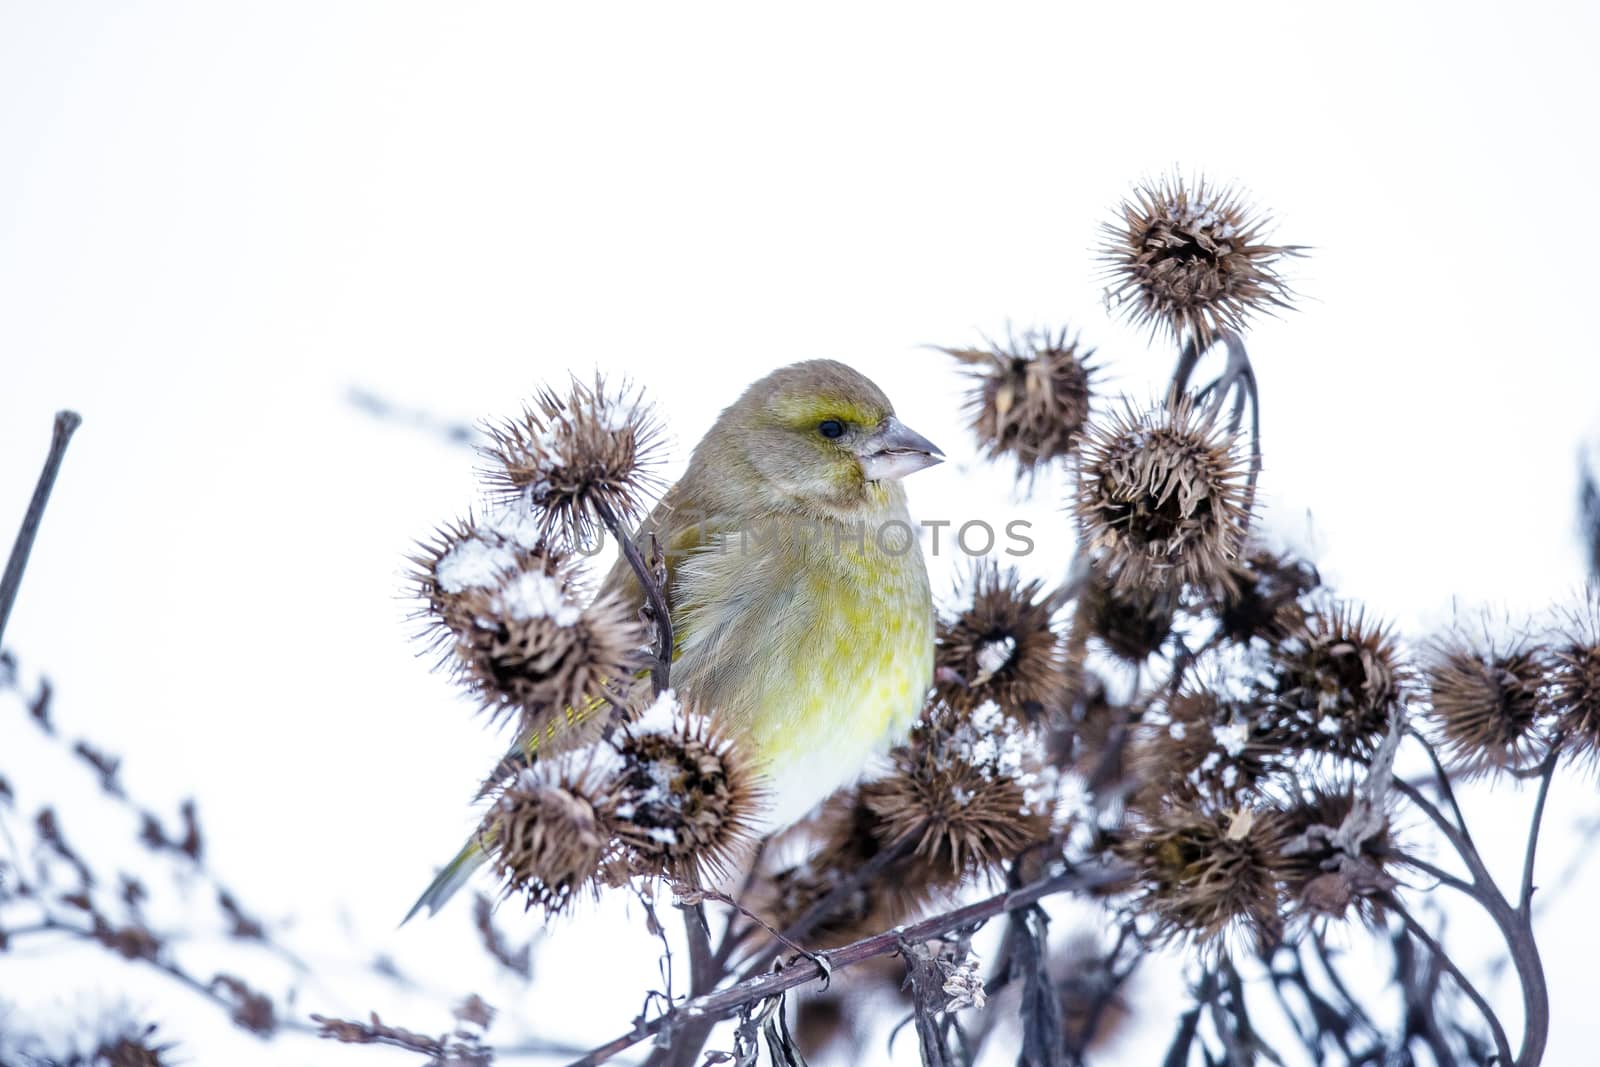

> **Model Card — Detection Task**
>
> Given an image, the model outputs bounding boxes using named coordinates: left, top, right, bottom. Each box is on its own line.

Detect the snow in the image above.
left=494, top=571, right=579, bottom=626
left=435, top=536, right=520, bottom=593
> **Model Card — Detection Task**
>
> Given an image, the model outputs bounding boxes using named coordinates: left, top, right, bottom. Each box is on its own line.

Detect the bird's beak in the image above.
left=859, top=416, right=945, bottom=482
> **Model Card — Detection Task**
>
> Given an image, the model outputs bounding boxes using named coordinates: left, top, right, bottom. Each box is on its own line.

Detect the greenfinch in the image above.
left=409, top=359, right=943, bottom=918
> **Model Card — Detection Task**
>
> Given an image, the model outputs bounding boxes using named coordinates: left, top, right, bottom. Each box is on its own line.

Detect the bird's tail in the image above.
left=402, top=837, right=488, bottom=925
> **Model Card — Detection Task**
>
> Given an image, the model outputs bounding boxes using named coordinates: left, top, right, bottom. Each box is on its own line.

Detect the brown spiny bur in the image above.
left=1278, top=786, right=1399, bottom=927
left=483, top=758, right=620, bottom=915
left=1076, top=397, right=1249, bottom=595
left=1265, top=604, right=1406, bottom=762
left=96, top=1025, right=174, bottom=1067
left=454, top=581, right=647, bottom=749
left=1423, top=632, right=1550, bottom=776
left=1114, top=805, right=1288, bottom=948
left=935, top=563, right=1068, bottom=722
left=611, top=700, right=763, bottom=886
left=1077, top=564, right=1178, bottom=664
left=1133, top=685, right=1287, bottom=806
left=1212, top=546, right=1319, bottom=645
left=942, top=328, right=1097, bottom=478
left=1100, top=172, right=1298, bottom=347
left=481, top=374, right=666, bottom=541
left=860, top=702, right=1052, bottom=880
left=408, top=510, right=570, bottom=653
left=1549, top=596, right=1600, bottom=767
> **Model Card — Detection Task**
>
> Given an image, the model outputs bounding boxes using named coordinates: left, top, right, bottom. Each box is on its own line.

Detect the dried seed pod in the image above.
left=1100, top=172, right=1298, bottom=346
left=942, top=328, right=1097, bottom=478
left=1266, top=605, right=1406, bottom=761
left=935, top=564, right=1068, bottom=721
left=1550, top=595, right=1600, bottom=767
left=1134, top=685, right=1288, bottom=805
left=1076, top=397, right=1250, bottom=595
left=1114, top=805, right=1288, bottom=948
left=482, top=757, right=620, bottom=916
left=611, top=694, right=764, bottom=886
left=1077, top=565, right=1178, bottom=664
left=1277, top=786, right=1399, bottom=926
left=481, top=374, right=666, bottom=541
left=860, top=701, right=1053, bottom=879
left=408, top=509, right=569, bottom=654
left=1423, top=632, right=1549, bottom=776
left=1212, top=546, right=1319, bottom=645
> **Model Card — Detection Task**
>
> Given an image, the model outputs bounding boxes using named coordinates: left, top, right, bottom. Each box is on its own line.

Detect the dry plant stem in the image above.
left=646, top=903, right=717, bottom=1067
left=1388, top=899, right=1513, bottom=1066
left=1517, top=744, right=1560, bottom=919
left=594, top=498, right=673, bottom=693
left=0, top=410, right=81, bottom=648
left=563, top=863, right=1127, bottom=1067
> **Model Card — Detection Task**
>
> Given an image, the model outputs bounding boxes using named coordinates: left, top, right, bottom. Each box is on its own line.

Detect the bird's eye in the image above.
left=818, top=419, right=845, bottom=439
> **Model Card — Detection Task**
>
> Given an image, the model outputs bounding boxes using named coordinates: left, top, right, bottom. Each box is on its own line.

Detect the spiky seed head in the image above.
left=935, top=564, right=1068, bottom=721
left=1114, top=805, right=1288, bottom=948
left=481, top=374, right=665, bottom=542
left=1266, top=605, right=1407, bottom=761
left=942, top=328, right=1097, bottom=478
left=1076, top=564, right=1178, bottom=664
left=1423, top=633, right=1550, bottom=776
left=1213, top=547, right=1320, bottom=645
left=1278, top=787, right=1398, bottom=927
left=453, top=582, right=648, bottom=747
left=483, top=758, right=619, bottom=916
left=1075, top=397, right=1250, bottom=594
left=407, top=510, right=569, bottom=654
left=611, top=695, right=764, bottom=886
left=1551, top=596, right=1600, bottom=766
left=1134, top=685, right=1287, bottom=805
left=861, top=702, right=1053, bottom=879
left=94, top=1025, right=174, bottom=1067
left=1100, top=172, right=1298, bottom=346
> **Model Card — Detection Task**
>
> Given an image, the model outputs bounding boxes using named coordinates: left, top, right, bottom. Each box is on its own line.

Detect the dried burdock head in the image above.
left=1077, top=564, right=1179, bottom=664
left=1278, top=786, right=1399, bottom=927
left=481, top=374, right=666, bottom=541
left=1266, top=604, right=1406, bottom=761
left=1100, top=172, right=1297, bottom=346
left=1423, top=631, right=1550, bottom=776
left=1212, top=546, right=1319, bottom=645
left=1075, top=397, right=1250, bottom=594
left=942, top=328, right=1098, bottom=478
left=860, top=701, right=1053, bottom=879
left=95, top=1024, right=174, bottom=1067
left=760, top=792, right=931, bottom=949
left=481, top=756, right=620, bottom=915
left=1550, top=595, right=1600, bottom=766
left=1114, top=805, right=1288, bottom=948
left=611, top=692, right=764, bottom=886
left=453, top=580, right=648, bottom=751
left=1134, top=685, right=1288, bottom=805
left=407, top=509, right=570, bottom=655
left=935, top=563, right=1068, bottom=721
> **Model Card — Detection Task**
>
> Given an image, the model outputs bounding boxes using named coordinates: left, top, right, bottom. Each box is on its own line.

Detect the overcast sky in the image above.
left=3, top=3, right=1598, bottom=1064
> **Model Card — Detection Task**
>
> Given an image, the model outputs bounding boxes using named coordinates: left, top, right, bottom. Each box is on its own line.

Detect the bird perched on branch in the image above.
left=408, top=359, right=944, bottom=919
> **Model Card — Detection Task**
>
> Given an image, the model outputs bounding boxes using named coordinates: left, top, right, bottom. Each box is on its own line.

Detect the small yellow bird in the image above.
left=409, top=359, right=943, bottom=917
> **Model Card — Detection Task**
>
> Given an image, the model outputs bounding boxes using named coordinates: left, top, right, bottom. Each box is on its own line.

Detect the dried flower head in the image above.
left=482, top=756, right=619, bottom=915
left=1076, top=397, right=1250, bottom=593
left=1077, top=565, right=1178, bottom=664
left=408, top=509, right=569, bottom=653
left=1213, top=546, right=1319, bottom=645
left=481, top=375, right=665, bottom=541
left=1423, top=631, right=1550, bottom=775
left=935, top=564, right=1067, bottom=721
left=1550, top=595, right=1600, bottom=765
left=452, top=579, right=647, bottom=751
left=1115, top=805, right=1288, bottom=947
left=1100, top=172, right=1297, bottom=346
left=942, top=328, right=1097, bottom=477
left=1278, top=786, right=1399, bottom=926
left=860, top=701, right=1053, bottom=878
left=1135, top=685, right=1288, bottom=804
left=1266, top=605, right=1406, bottom=761
left=611, top=693, right=764, bottom=885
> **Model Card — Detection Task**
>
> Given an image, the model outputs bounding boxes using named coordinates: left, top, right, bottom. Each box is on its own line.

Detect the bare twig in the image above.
left=1, top=410, right=81, bottom=649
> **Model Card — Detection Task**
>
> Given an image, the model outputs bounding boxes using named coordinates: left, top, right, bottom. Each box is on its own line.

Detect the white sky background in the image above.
left=2, top=2, right=1599, bottom=1064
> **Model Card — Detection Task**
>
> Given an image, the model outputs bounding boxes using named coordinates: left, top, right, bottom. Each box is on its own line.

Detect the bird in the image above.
left=407, top=359, right=944, bottom=920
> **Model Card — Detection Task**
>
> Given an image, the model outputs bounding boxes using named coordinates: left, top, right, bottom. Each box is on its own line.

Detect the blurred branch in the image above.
left=1, top=410, right=81, bottom=649
left=347, top=387, right=477, bottom=448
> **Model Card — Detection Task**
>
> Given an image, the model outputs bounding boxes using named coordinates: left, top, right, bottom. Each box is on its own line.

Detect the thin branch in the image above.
left=595, top=499, right=673, bottom=694
left=1, top=411, right=81, bottom=648
left=1388, top=898, right=1513, bottom=1067
left=1518, top=742, right=1561, bottom=919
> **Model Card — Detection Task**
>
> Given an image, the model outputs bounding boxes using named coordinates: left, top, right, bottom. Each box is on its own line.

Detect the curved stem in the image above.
left=1389, top=898, right=1513, bottom=1067
left=1518, top=743, right=1561, bottom=919
left=594, top=499, right=673, bottom=693
left=1, top=411, right=81, bottom=648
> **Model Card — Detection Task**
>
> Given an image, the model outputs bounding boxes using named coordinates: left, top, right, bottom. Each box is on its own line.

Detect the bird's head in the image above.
left=716, top=360, right=944, bottom=515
